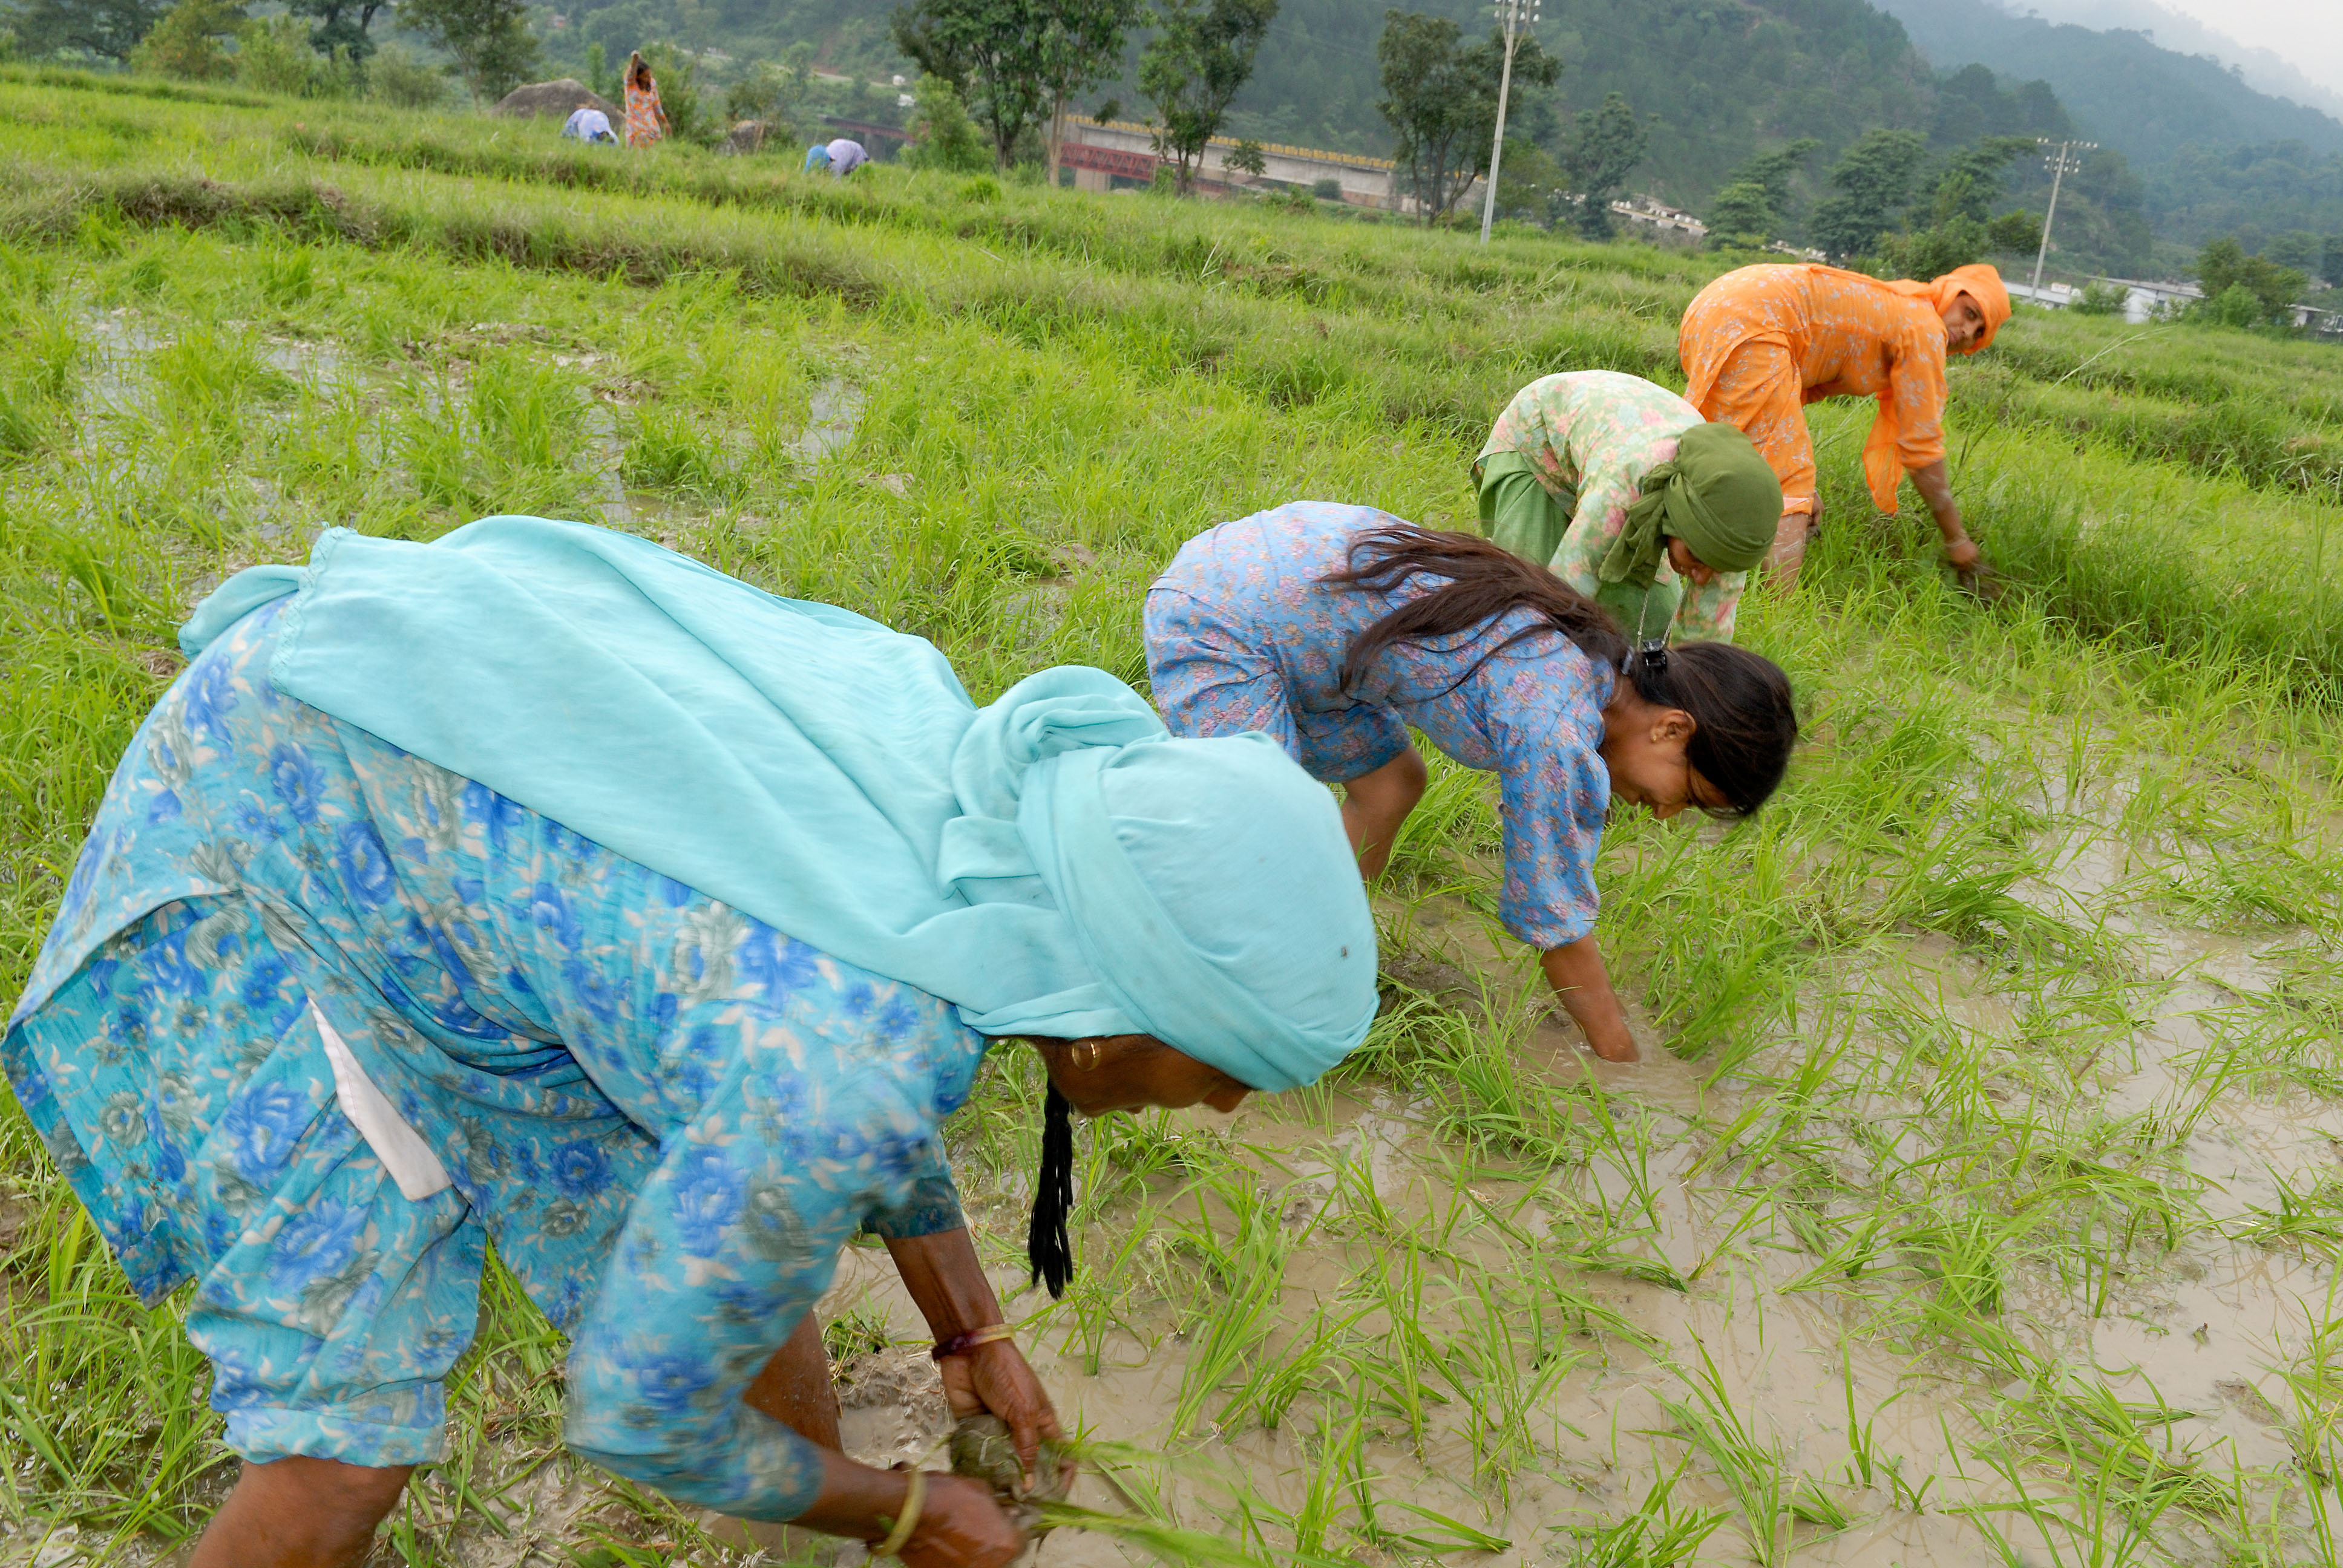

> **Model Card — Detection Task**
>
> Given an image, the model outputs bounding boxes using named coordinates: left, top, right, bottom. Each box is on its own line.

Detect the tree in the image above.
left=1731, top=138, right=1820, bottom=217
left=1705, top=180, right=1773, bottom=248
left=1705, top=139, right=1817, bottom=247
left=1222, top=137, right=1267, bottom=178
left=892, top=0, right=1127, bottom=172
left=1377, top=12, right=1477, bottom=224
left=1808, top=128, right=1926, bottom=263
left=899, top=74, right=992, bottom=172
left=1493, top=139, right=1565, bottom=225
left=1375, top=10, right=1556, bottom=227
left=2325, top=237, right=2343, bottom=291
left=638, top=40, right=710, bottom=143
left=127, top=0, right=242, bottom=79
left=1138, top=0, right=1277, bottom=195
left=284, top=0, right=385, bottom=59
left=2193, top=237, right=2305, bottom=325
left=1038, top=0, right=1138, bottom=180
left=1556, top=92, right=1646, bottom=241
left=3, top=0, right=167, bottom=61
left=727, top=42, right=814, bottom=137
left=396, top=0, right=537, bottom=102
left=1873, top=136, right=2043, bottom=277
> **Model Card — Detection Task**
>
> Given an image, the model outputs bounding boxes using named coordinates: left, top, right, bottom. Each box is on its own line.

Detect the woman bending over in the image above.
left=1679, top=262, right=2010, bottom=586
left=1144, top=501, right=1796, bottom=1063
left=6, top=517, right=1378, bottom=1567
left=1475, top=369, right=1780, bottom=644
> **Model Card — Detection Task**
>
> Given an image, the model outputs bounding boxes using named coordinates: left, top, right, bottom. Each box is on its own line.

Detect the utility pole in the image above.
left=2030, top=138, right=2096, bottom=296
left=1478, top=0, right=1539, bottom=244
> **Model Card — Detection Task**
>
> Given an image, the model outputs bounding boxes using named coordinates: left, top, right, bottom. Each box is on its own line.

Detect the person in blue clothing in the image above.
left=1144, top=501, right=1797, bottom=1063
left=5, top=517, right=1378, bottom=1568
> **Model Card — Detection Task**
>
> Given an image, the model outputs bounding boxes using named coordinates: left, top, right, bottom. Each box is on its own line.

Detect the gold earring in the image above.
left=1072, top=1040, right=1101, bottom=1071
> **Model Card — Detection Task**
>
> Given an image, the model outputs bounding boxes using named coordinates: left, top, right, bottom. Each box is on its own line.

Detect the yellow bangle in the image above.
left=929, top=1322, right=1015, bottom=1361
left=871, top=1468, right=926, bottom=1558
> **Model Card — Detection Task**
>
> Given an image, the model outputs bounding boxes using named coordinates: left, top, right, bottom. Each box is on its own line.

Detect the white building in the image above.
left=1608, top=194, right=1707, bottom=241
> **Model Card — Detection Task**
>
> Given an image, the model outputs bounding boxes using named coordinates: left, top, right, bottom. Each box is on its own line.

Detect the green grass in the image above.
left=1, top=67, right=2342, bottom=1567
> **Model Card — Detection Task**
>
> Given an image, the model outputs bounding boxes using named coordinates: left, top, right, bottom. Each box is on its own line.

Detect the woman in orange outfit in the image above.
left=622, top=51, right=669, bottom=147
left=1678, top=263, right=2011, bottom=586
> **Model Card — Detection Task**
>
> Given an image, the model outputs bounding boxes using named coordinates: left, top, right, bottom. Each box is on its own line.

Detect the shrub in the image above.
left=366, top=44, right=445, bottom=109
left=237, top=15, right=350, bottom=97
left=2069, top=279, right=2128, bottom=316
left=1311, top=177, right=1341, bottom=201
left=2194, top=236, right=2305, bottom=325
left=638, top=42, right=713, bottom=145
left=897, top=78, right=988, bottom=174
left=2203, top=283, right=2269, bottom=330
left=128, top=0, right=243, bottom=82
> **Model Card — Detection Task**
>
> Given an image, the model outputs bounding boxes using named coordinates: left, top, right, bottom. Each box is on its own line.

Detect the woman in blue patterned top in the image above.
left=5, top=518, right=1379, bottom=1568
left=1145, top=501, right=1795, bottom=1063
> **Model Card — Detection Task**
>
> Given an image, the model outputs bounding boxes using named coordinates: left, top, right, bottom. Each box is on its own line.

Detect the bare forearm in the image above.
left=1540, top=935, right=1636, bottom=1062
left=794, top=1451, right=920, bottom=1539
left=1911, top=460, right=1962, bottom=536
left=885, top=1227, right=1003, bottom=1339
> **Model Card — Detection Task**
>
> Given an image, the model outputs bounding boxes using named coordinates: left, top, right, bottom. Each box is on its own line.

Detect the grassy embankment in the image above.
left=1, top=67, right=2342, bottom=1567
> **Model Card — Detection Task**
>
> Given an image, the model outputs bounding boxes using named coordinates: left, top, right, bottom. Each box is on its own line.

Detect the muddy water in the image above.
left=737, top=858, right=2340, bottom=1568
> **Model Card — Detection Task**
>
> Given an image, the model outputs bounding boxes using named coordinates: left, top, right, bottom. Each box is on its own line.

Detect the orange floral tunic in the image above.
left=623, top=79, right=666, bottom=146
left=1678, top=263, right=2007, bottom=516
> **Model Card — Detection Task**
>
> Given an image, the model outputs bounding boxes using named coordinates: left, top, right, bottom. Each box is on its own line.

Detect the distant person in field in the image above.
left=1476, top=370, right=1780, bottom=644
left=560, top=104, right=617, bottom=144
left=621, top=51, right=667, bottom=146
left=805, top=137, right=869, bottom=175
left=4, top=516, right=1378, bottom=1568
left=1679, top=262, right=2011, bottom=587
left=1145, top=503, right=1798, bottom=1063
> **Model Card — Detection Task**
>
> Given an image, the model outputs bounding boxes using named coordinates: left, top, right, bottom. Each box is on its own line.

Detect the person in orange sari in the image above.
left=622, top=51, right=668, bottom=147
left=1678, top=263, right=2011, bottom=587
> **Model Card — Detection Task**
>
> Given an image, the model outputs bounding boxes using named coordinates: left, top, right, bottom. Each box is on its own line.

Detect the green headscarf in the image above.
left=1596, top=421, right=1781, bottom=594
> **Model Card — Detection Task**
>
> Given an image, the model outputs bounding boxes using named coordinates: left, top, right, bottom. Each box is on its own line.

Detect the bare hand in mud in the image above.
left=940, top=1339, right=1068, bottom=1489
left=900, top=1473, right=1027, bottom=1568
left=1944, top=534, right=1982, bottom=573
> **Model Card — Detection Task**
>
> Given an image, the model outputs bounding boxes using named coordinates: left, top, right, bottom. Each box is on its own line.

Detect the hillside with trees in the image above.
left=1872, top=0, right=2343, bottom=244
left=7, top=0, right=2327, bottom=281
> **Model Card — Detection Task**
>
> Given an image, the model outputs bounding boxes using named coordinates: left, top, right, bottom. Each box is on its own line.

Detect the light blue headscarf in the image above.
left=180, top=517, right=1377, bottom=1093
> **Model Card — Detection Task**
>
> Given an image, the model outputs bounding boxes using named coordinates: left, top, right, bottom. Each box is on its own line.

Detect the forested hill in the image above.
left=539, top=0, right=2337, bottom=256
left=1216, top=0, right=1946, bottom=188
left=1872, top=0, right=2343, bottom=167
left=1869, top=0, right=2343, bottom=242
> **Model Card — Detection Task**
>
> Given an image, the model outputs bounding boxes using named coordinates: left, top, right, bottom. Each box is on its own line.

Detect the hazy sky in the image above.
left=2134, top=0, right=2343, bottom=98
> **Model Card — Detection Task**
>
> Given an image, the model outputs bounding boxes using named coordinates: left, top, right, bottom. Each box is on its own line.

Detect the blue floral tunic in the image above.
left=2, top=601, right=985, bottom=1520
left=1144, top=502, right=1617, bottom=950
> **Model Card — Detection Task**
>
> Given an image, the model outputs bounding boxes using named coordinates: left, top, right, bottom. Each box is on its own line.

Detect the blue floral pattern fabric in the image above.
left=1144, top=501, right=1617, bottom=950
left=3, top=601, right=986, bottom=1520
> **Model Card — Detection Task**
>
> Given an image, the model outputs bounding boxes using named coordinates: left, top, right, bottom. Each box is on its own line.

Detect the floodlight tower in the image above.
left=2030, top=138, right=2097, bottom=295
left=1478, top=0, right=1541, bottom=245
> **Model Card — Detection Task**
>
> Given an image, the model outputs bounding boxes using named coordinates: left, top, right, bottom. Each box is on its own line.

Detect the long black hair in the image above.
left=1027, top=1086, right=1075, bottom=1298
left=1318, top=523, right=1797, bottom=818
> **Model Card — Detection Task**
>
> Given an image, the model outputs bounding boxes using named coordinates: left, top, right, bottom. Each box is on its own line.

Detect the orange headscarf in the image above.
left=1887, top=263, right=2011, bottom=354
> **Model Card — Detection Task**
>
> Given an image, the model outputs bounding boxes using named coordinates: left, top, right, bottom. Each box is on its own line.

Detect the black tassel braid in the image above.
left=1027, top=1085, right=1076, bottom=1299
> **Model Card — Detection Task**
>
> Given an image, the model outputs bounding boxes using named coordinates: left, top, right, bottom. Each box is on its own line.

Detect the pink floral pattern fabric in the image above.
left=1144, top=501, right=1616, bottom=950
left=1477, top=370, right=1745, bottom=641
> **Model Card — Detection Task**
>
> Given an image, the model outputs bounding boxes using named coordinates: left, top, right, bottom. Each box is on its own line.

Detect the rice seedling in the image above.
left=1, top=66, right=2341, bottom=1567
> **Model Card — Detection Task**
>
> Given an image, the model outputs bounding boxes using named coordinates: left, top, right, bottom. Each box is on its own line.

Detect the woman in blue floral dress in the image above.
left=5, top=517, right=1379, bottom=1568
left=1144, top=501, right=1796, bottom=1063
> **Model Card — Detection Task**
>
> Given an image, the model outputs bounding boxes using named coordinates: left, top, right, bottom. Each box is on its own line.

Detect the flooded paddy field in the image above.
left=2, top=68, right=2342, bottom=1568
